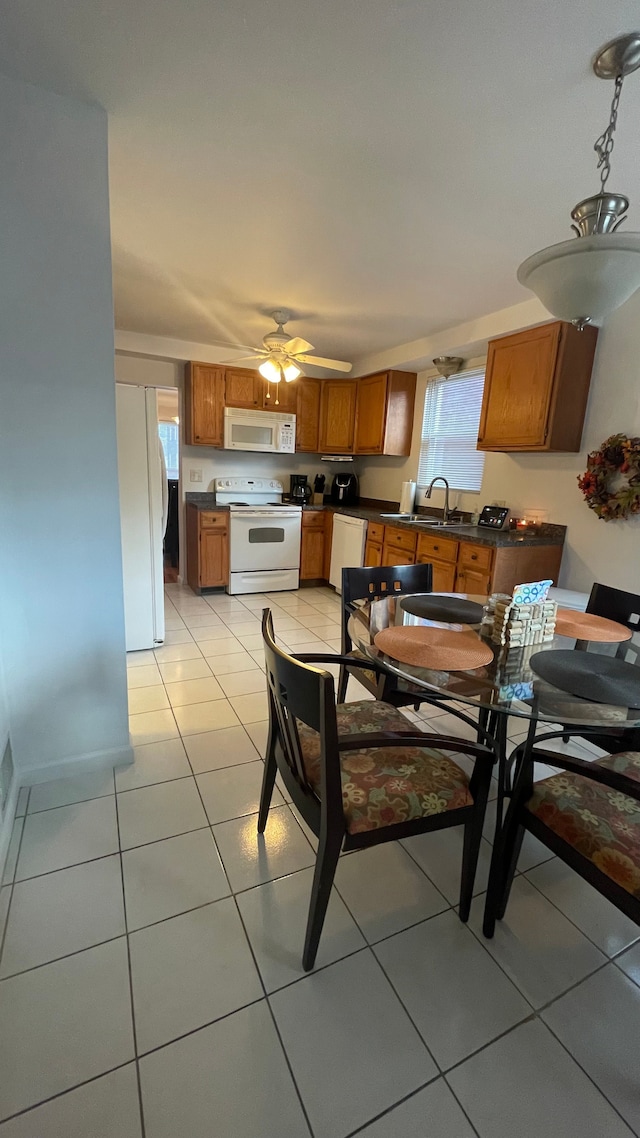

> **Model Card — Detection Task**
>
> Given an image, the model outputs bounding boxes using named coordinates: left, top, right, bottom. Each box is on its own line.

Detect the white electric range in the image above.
left=215, top=477, right=302, bottom=595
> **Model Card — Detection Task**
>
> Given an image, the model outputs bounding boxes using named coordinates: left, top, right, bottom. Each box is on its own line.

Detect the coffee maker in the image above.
left=290, top=474, right=312, bottom=504
left=330, top=472, right=359, bottom=505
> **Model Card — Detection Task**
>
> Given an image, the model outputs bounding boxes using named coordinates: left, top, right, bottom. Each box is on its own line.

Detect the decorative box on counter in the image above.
left=486, top=580, right=557, bottom=648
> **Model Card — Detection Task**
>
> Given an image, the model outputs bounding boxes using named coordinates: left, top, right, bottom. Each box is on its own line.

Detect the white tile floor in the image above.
left=0, top=583, right=639, bottom=1137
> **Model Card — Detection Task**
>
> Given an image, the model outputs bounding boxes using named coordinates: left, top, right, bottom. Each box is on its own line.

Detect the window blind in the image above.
left=417, top=367, right=486, bottom=493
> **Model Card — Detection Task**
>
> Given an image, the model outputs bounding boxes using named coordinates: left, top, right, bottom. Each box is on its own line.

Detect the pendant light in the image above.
left=518, top=33, right=640, bottom=329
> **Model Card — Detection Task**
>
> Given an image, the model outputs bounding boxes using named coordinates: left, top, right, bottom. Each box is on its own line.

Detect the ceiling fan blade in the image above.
left=283, top=337, right=314, bottom=355
left=219, top=352, right=266, bottom=364
left=296, top=354, right=353, bottom=373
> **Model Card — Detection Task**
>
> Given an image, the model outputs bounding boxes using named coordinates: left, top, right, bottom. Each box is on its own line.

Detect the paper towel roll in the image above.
left=400, top=480, right=416, bottom=514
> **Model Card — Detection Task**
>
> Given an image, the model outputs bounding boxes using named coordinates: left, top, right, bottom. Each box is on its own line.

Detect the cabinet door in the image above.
left=200, top=529, right=228, bottom=587
left=381, top=543, right=415, bottom=567
left=364, top=540, right=382, bottom=567
left=478, top=323, right=561, bottom=450
left=300, top=528, right=326, bottom=579
left=418, top=555, right=456, bottom=592
left=319, top=380, right=357, bottom=453
left=455, top=567, right=491, bottom=595
left=295, top=379, right=321, bottom=451
left=262, top=378, right=297, bottom=413
left=185, top=364, right=224, bottom=446
left=355, top=373, right=388, bottom=454
left=225, top=368, right=261, bottom=409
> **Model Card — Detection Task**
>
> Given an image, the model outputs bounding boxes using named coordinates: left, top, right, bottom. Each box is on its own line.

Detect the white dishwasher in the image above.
left=329, top=513, right=367, bottom=593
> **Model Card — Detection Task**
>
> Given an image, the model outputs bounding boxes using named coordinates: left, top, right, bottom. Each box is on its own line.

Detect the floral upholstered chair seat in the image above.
left=296, top=699, right=472, bottom=835
left=526, top=751, right=640, bottom=898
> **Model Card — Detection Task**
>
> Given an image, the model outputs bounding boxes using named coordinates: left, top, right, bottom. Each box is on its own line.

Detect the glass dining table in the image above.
left=347, top=591, right=640, bottom=838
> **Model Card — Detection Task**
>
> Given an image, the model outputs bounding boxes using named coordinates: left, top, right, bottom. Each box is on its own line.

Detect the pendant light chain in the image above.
left=594, top=72, right=624, bottom=191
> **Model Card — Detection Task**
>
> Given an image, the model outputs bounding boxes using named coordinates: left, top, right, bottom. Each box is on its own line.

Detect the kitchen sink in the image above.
left=380, top=513, right=475, bottom=528
left=380, top=513, right=422, bottom=520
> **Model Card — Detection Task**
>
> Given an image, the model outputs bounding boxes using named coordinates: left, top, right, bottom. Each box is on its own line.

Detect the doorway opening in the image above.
left=157, top=388, right=180, bottom=583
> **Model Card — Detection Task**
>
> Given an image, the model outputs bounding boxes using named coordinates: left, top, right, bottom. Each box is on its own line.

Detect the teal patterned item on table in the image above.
left=512, top=579, right=553, bottom=605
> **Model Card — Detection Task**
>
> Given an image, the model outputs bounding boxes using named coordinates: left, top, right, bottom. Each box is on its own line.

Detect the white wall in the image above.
left=0, top=72, right=130, bottom=781
left=359, top=297, right=640, bottom=592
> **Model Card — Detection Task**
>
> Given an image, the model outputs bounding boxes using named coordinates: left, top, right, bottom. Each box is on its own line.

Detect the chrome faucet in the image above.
left=425, top=476, right=450, bottom=522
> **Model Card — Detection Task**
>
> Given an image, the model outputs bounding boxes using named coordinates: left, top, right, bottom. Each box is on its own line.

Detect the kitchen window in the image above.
left=158, top=421, right=179, bottom=480
left=417, top=366, right=486, bottom=493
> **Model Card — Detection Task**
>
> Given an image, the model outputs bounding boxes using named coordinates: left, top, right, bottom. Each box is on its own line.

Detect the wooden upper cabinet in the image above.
left=319, top=380, right=358, bottom=453
left=295, top=378, right=321, bottom=452
left=477, top=321, right=598, bottom=452
left=224, top=367, right=262, bottom=409
left=354, top=371, right=417, bottom=456
left=262, top=377, right=297, bottom=414
left=184, top=363, right=224, bottom=446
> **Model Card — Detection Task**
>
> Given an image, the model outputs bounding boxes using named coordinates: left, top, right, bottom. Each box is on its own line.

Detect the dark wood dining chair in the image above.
left=563, top=582, right=640, bottom=754
left=258, top=609, right=496, bottom=970
left=337, top=562, right=435, bottom=706
left=483, top=741, right=640, bottom=938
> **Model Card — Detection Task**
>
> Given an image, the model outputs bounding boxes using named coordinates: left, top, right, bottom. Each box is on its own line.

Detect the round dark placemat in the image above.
left=530, top=649, right=640, bottom=708
left=400, top=594, right=484, bottom=625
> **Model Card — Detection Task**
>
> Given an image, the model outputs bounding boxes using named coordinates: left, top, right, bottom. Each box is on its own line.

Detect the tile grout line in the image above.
left=113, top=767, right=147, bottom=1138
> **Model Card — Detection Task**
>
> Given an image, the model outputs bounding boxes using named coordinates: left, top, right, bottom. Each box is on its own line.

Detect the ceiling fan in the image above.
left=220, top=309, right=353, bottom=391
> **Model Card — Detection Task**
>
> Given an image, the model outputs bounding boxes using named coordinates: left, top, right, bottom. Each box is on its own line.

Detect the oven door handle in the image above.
left=232, top=511, right=300, bottom=519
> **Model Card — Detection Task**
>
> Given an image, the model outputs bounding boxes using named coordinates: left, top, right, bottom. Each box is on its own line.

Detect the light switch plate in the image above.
left=190, top=469, right=203, bottom=483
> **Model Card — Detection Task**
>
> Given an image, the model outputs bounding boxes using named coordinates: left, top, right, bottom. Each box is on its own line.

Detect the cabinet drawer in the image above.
left=458, top=542, right=493, bottom=572
left=382, top=526, right=417, bottom=554
left=416, top=533, right=458, bottom=564
left=367, top=521, right=385, bottom=543
left=382, top=545, right=415, bottom=566
left=200, top=512, right=228, bottom=530
left=302, top=510, right=325, bottom=528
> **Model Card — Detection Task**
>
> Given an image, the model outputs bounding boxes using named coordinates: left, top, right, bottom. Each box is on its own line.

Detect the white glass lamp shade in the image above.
left=283, top=361, right=302, bottom=382
left=518, top=233, right=640, bottom=325
left=259, top=358, right=282, bottom=382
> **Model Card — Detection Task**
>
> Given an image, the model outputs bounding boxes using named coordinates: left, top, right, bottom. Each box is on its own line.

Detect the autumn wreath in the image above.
left=577, top=433, right=640, bottom=521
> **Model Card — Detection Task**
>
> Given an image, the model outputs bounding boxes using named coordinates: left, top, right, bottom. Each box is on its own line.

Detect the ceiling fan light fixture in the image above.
left=259, top=358, right=282, bottom=382
left=283, top=361, right=302, bottom=382
left=518, top=32, right=640, bottom=327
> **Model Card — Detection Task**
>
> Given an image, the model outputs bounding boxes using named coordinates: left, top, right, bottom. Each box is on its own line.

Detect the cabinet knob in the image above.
left=471, top=553, right=478, bottom=561
left=433, top=544, right=439, bottom=551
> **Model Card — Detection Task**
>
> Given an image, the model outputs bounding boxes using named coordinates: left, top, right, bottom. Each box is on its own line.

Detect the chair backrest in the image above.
left=261, top=609, right=342, bottom=810
left=587, top=583, right=640, bottom=632
left=340, top=562, right=434, bottom=648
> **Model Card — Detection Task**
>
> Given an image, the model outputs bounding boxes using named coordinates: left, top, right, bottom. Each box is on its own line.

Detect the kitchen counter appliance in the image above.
left=223, top=407, right=296, bottom=453
left=331, top=472, right=359, bottom=505
left=290, top=474, right=312, bottom=504
left=215, top=477, right=301, bottom=594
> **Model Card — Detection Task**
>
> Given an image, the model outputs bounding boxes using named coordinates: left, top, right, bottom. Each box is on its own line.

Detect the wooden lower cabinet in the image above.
left=186, top=505, right=229, bottom=591
left=364, top=539, right=382, bottom=567
left=417, top=554, right=456, bottom=592
left=300, top=512, right=326, bottom=580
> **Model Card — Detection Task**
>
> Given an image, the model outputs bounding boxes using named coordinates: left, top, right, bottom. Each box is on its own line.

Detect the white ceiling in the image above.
left=2, top=1, right=640, bottom=366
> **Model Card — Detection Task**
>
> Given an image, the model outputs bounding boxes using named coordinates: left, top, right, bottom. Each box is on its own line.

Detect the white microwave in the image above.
left=223, top=407, right=296, bottom=453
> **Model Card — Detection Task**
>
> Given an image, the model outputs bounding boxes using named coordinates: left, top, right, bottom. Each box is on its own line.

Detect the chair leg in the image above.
left=337, top=664, right=348, bottom=704
left=458, top=770, right=491, bottom=922
left=482, top=806, right=525, bottom=937
left=302, top=829, right=342, bottom=971
left=257, top=719, right=278, bottom=834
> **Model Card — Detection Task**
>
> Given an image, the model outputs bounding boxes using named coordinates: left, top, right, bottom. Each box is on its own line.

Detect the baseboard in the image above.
left=0, top=776, right=20, bottom=883
left=18, top=743, right=134, bottom=787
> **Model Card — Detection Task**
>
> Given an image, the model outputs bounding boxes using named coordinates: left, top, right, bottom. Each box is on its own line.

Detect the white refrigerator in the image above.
left=116, top=384, right=167, bottom=651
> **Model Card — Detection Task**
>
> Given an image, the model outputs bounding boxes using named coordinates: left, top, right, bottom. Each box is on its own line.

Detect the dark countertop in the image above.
left=185, top=493, right=565, bottom=548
